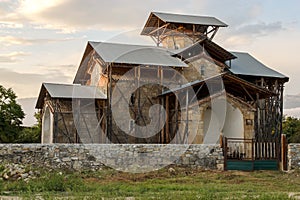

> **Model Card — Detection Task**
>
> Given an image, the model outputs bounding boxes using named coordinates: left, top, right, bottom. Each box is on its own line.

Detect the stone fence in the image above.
left=288, top=143, right=300, bottom=170
left=0, top=144, right=224, bottom=172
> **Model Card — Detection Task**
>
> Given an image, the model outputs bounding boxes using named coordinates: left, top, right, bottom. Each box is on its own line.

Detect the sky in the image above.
left=0, top=0, right=300, bottom=101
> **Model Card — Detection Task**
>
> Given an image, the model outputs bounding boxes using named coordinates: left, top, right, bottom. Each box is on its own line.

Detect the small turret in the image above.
left=141, top=12, right=227, bottom=49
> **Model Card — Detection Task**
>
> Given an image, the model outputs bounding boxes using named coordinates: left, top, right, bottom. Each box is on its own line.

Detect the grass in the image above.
left=0, top=166, right=300, bottom=199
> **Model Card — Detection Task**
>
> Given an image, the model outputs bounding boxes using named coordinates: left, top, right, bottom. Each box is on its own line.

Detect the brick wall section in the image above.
left=288, top=143, right=300, bottom=170
left=0, top=144, right=224, bottom=171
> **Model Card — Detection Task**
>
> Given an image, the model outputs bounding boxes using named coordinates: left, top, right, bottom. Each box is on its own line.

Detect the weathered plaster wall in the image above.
left=226, top=95, right=255, bottom=140
left=0, top=144, right=224, bottom=171
left=162, top=33, right=197, bottom=49
left=181, top=58, right=222, bottom=83
left=288, top=143, right=300, bottom=170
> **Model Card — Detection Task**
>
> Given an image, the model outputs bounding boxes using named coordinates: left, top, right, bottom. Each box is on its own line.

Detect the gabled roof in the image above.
left=36, top=83, right=107, bottom=109
left=89, top=41, right=188, bottom=67
left=228, top=52, right=288, bottom=80
left=73, top=41, right=188, bottom=84
left=141, top=12, right=227, bottom=35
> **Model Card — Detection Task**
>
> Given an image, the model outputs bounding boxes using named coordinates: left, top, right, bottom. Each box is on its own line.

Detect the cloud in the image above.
left=33, top=64, right=77, bottom=77
left=235, top=22, right=284, bottom=37
left=0, top=0, right=144, bottom=31
left=285, top=94, right=300, bottom=109
left=0, top=66, right=75, bottom=98
left=0, top=22, right=23, bottom=29
left=216, top=21, right=284, bottom=48
left=18, top=0, right=153, bottom=31
left=0, top=51, right=29, bottom=63
left=284, top=108, right=300, bottom=119
left=0, top=0, right=24, bottom=23
left=0, top=0, right=291, bottom=37
left=0, top=35, right=85, bottom=46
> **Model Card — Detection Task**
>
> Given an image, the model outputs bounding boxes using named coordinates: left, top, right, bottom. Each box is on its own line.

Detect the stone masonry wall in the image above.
left=0, top=144, right=224, bottom=171
left=288, top=143, right=300, bottom=170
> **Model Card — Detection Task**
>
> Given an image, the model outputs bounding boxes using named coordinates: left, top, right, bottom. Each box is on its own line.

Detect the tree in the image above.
left=282, top=116, right=300, bottom=143
left=0, top=85, right=25, bottom=143
left=16, top=112, right=41, bottom=143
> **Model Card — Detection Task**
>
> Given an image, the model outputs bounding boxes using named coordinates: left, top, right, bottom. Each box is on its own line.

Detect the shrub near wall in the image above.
left=0, top=144, right=223, bottom=171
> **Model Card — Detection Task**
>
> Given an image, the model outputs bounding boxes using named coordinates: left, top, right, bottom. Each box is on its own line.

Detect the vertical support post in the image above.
left=224, top=137, right=228, bottom=171
left=53, top=101, right=58, bottom=143
left=255, top=93, right=260, bottom=159
left=161, top=97, right=165, bottom=143
left=158, top=66, right=164, bottom=143
left=279, top=84, right=284, bottom=136
left=107, top=63, right=113, bottom=142
left=136, top=65, right=141, bottom=141
left=219, top=135, right=223, bottom=148
left=175, top=94, right=179, bottom=143
left=281, top=134, right=287, bottom=171
left=166, top=95, right=170, bottom=143
left=156, top=20, right=160, bottom=46
left=185, top=90, right=189, bottom=143
left=101, top=100, right=106, bottom=144
left=252, top=138, right=255, bottom=171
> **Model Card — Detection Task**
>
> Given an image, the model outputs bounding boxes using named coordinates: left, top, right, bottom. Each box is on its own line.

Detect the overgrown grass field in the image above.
left=0, top=166, right=300, bottom=199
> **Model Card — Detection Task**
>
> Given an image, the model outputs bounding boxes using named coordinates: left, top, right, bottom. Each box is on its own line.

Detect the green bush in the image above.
left=43, top=173, right=66, bottom=192
left=283, top=116, right=300, bottom=143
left=0, top=165, right=5, bottom=173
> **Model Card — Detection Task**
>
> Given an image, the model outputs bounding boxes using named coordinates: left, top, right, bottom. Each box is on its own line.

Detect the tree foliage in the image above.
left=17, top=112, right=41, bottom=143
left=0, top=85, right=25, bottom=142
left=282, top=116, right=300, bottom=143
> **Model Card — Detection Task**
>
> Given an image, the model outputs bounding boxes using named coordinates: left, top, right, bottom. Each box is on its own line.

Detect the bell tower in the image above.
left=141, top=12, right=228, bottom=49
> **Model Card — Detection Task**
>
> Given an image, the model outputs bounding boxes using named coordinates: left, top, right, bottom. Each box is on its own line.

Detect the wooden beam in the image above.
left=148, top=23, right=170, bottom=35
left=240, top=84, right=255, bottom=102
left=166, top=95, right=170, bottom=143
left=185, top=90, right=189, bottom=143
left=107, top=63, right=112, bottom=141
left=209, top=27, right=219, bottom=40
left=174, top=95, right=179, bottom=143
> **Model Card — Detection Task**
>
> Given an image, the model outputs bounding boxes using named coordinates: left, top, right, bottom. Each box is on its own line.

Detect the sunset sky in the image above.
left=0, top=0, right=300, bottom=100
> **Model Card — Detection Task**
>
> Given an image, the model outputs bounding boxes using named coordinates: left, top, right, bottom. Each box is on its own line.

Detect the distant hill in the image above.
left=284, top=107, right=300, bottom=118
left=284, top=94, right=300, bottom=109
left=17, top=98, right=37, bottom=127
left=283, top=94, right=300, bottom=118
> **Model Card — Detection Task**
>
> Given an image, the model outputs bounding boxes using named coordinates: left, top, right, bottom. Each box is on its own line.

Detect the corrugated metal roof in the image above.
left=169, top=38, right=236, bottom=62
left=228, top=52, right=288, bottom=79
left=36, top=83, right=107, bottom=109
left=152, top=12, right=228, bottom=27
left=89, top=41, right=187, bottom=67
left=43, top=83, right=107, bottom=99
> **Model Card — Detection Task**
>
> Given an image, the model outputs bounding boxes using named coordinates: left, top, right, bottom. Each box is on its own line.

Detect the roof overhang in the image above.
left=160, top=73, right=275, bottom=102
left=73, top=41, right=188, bottom=84
left=36, top=83, right=107, bottom=109
left=228, top=52, right=289, bottom=82
left=141, top=12, right=228, bottom=36
left=171, top=38, right=236, bottom=63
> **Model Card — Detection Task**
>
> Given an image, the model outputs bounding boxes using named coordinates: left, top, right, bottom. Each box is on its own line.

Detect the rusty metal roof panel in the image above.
left=89, top=41, right=188, bottom=67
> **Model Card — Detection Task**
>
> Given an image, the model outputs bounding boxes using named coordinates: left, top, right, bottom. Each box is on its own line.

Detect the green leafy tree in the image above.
left=282, top=116, right=300, bottom=143
left=17, top=112, right=41, bottom=143
left=0, top=85, right=25, bottom=143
